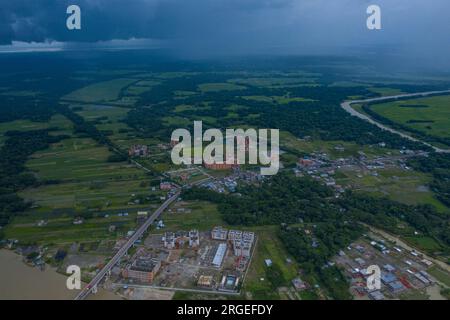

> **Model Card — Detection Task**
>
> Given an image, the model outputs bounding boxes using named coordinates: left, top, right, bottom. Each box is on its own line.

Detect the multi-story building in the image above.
left=211, top=226, right=228, bottom=240
left=163, top=232, right=176, bottom=249
left=122, top=257, right=161, bottom=283
left=163, top=230, right=200, bottom=249
left=189, top=230, right=200, bottom=248
left=228, top=230, right=255, bottom=258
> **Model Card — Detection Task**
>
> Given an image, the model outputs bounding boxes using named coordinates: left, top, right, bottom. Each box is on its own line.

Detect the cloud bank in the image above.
left=0, top=0, right=449, bottom=61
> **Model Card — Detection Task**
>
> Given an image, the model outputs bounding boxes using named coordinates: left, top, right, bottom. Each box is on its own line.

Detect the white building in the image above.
left=212, top=226, right=228, bottom=240
left=212, top=243, right=227, bottom=267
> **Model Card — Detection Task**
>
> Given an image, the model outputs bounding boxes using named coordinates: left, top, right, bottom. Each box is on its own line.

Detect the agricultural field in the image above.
left=229, top=76, right=318, bottom=88
left=19, top=129, right=155, bottom=213
left=280, top=131, right=395, bottom=159
left=368, top=87, right=404, bottom=97
left=242, top=95, right=315, bottom=104
left=336, top=167, right=448, bottom=212
left=3, top=212, right=139, bottom=245
left=62, top=78, right=138, bottom=103
left=243, top=226, right=301, bottom=300
left=162, top=201, right=226, bottom=231
left=369, top=95, right=450, bottom=139
left=198, top=82, right=246, bottom=92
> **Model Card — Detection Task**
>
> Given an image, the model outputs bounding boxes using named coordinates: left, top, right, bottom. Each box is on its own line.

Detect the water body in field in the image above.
left=0, top=249, right=120, bottom=300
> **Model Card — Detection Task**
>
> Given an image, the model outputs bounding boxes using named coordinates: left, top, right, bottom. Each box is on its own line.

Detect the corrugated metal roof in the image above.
left=212, top=243, right=227, bottom=267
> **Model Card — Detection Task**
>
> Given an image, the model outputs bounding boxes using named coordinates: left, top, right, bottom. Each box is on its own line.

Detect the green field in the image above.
left=369, top=87, right=404, bottom=97
left=198, top=83, right=246, bottom=92
left=243, top=226, right=299, bottom=300
left=403, top=236, right=443, bottom=252
left=62, top=78, right=137, bottom=103
left=370, top=95, right=450, bottom=138
left=0, top=114, right=73, bottom=145
left=161, top=201, right=225, bottom=231
left=3, top=213, right=139, bottom=245
left=428, top=266, right=450, bottom=287
left=242, top=95, right=315, bottom=104
left=71, top=104, right=163, bottom=150
left=19, top=130, right=154, bottom=212
left=336, top=167, right=448, bottom=212
left=229, top=76, right=318, bottom=88
left=280, top=131, right=395, bottom=159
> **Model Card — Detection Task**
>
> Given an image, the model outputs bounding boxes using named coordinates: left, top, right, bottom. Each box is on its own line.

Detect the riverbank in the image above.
left=341, top=90, right=450, bottom=153
left=0, top=249, right=120, bottom=300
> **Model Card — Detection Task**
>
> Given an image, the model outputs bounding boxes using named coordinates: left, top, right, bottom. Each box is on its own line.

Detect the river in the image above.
left=0, top=249, right=120, bottom=300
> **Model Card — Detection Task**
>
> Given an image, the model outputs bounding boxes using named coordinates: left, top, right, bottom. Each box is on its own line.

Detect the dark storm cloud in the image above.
left=0, top=0, right=449, bottom=60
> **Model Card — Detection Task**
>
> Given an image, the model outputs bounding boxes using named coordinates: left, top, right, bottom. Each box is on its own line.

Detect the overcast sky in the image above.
left=0, top=0, right=449, bottom=62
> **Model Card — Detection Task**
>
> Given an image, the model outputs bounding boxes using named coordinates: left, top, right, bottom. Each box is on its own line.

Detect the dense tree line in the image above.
left=0, top=130, right=67, bottom=227
left=59, top=105, right=130, bottom=158
left=183, top=173, right=336, bottom=225
left=340, top=191, right=450, bottom=250
left=183, top=173, right=363, bottom=299
left=126, top=73, right=428, bottom=151
left=183, top=171, right=450, bottom=297
left=279, top=222, right=363, bottom=300
left=0, top=96, right=58, bottom=123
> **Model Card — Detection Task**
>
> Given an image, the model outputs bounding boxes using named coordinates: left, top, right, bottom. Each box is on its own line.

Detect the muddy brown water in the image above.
left=0, top=249, right=120, bottom=300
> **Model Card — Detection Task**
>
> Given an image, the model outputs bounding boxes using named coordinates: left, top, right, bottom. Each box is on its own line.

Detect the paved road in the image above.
left=341, top=90, right=450, bottom=153
left=74, top=191, right=181, bottom=300
left=366, top=224, right=450, bottom=274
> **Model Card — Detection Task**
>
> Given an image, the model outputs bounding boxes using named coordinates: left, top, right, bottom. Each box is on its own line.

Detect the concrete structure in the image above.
left=212, top=243, right=227, bottom=267
left=122, top=257, right=161, bottom=284
left=292, top=278, right=307, bottom=291
left=211, top=226, right=228, bottom=241
left=189, top=230, right=200, bottom=248
left=387, top=280, right=406, bottom=293
left=204, top=162, right=238, bottom=171
left=368, top=290, right=385, bottom=300
left=197, top=275, right=213, bottom=288
left=228, top=230, right=255, bottom=258
left=163, top=232, right=176, bottom=249
left=163, top=230, right=200, bottom=249
left=219, top=274, right=240, bottom=291
left=75, top=191, right=181, bottom=300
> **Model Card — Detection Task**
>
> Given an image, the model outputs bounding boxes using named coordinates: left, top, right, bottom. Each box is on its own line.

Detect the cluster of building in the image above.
left=201, top=169, right=265, bottom=194
left=294, top=147, right=429, bottom=198
left=211, top=226, right=255, bottom=270
left=203, top=160, right=239, bottom=171
left=163, top=230, right=200, bottom=249
left=335, top=237, right=438, bottom=300
left=295, top=155, right=345, bottom=195
left=128, top=144, right=149, bottom=157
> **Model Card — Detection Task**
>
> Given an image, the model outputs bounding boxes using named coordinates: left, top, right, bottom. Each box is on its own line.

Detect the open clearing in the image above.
left=370, top=95, right=450, bottom=139
left=63, top=78, right=137, bottom=103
